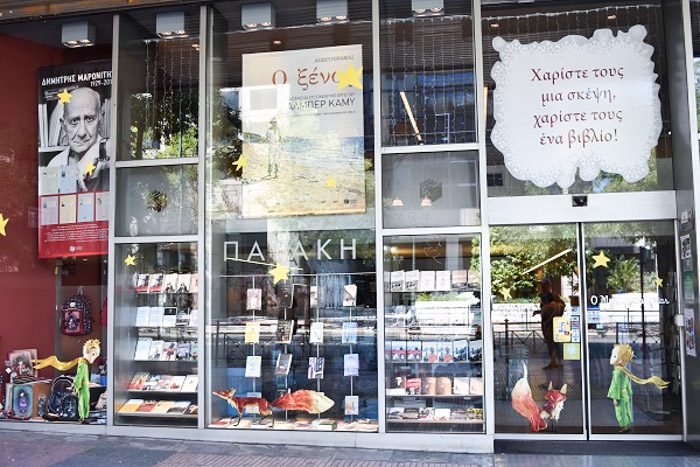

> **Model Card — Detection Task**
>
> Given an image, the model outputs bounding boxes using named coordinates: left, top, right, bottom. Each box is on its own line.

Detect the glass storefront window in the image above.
left=382, top=151, right=479, bottom=228
left=204, top=1, right=378, bottom=432
left=115, top=165, right=198, bottom=237
left=380, top=0, right=476, bottom=146
left=483, top=1, right=673, bottom=197
left=113, top=242, right=199, bottom=427
left=384, top=235, right=484, bottom=432
left=117, top=7, right=200, bottom=160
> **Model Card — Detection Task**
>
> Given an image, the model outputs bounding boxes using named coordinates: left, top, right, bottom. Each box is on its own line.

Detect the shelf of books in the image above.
left=384, top=235, right=485, bottom=433
left=207, top=270, right=379, bottom=432
left=115, top=242, right=200, bottom=427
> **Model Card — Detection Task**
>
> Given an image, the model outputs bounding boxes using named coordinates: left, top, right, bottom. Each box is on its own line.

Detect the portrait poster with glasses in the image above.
left=37, top=61, right=111, bottom=258
left=238, top=44, right=366, bottom=218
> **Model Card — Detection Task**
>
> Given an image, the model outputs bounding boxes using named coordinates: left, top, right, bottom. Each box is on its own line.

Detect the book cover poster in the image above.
left=38, top=61, right=111, bottom=258
left=239, top=45, right=366, bottom=218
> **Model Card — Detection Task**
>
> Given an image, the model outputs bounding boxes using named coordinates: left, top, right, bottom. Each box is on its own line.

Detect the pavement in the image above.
left=0, top=430, right=698, bottom=466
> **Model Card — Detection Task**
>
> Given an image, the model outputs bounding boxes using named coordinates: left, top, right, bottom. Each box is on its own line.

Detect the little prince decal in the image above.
left=607, top=343, right=668, bottom=433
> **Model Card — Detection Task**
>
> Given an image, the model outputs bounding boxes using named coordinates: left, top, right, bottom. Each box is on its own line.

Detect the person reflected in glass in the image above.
left=533, top=277, right=565, bottom=370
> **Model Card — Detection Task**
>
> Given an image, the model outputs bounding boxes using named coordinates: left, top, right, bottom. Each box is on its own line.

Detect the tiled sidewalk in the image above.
left=0, top=430, right=697, bottom=467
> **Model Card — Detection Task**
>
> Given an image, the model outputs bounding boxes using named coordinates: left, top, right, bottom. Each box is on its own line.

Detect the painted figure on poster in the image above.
left=607, top=344, right=669, bottom=433
left=32, top=339, right=101, bottom=421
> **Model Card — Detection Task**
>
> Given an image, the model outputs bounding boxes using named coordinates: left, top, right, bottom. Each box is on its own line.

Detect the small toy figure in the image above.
left=32, top=339, right=101, bottom=421
left=607, top=344, right=668, bottom=433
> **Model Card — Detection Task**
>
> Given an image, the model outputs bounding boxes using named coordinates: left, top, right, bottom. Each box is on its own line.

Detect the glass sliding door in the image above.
left=490, top=224, right=585, bottom=435
left=583, top=221, right=682, bottom=435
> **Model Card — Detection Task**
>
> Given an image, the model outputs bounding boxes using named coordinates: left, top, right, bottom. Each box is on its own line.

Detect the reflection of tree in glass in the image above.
left=490, top=225, right=577, bottom=302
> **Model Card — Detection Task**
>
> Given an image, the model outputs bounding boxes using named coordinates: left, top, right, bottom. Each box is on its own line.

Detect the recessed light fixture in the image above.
left=412, top=0, right=444, bottom=17
left=490, top=23, right=499, bottom=28
left=391, top=197, right=404, bottom=207
left=607, top=14, right=617, bottom=20
left=242, top=3, right=275, bottom=30
left=272, top=39, right=282, bottom=45
left=156, top=11, right=188, bottom=39
left=62, top=21, right=95, bottom=48
left=420, top=196, right=432, bottom=207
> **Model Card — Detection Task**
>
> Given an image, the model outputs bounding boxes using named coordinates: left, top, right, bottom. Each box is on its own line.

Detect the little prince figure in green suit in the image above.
left=607, top=344, right=668, bottom=433
left=33, top=339, right=101, bottom=421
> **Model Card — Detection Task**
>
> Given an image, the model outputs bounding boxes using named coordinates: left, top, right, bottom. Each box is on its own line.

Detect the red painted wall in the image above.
left=0, top=34, right=71, bottom=378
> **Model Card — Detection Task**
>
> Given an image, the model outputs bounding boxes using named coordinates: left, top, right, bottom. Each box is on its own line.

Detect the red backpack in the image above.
left=60, top=289, right=93, bottom=336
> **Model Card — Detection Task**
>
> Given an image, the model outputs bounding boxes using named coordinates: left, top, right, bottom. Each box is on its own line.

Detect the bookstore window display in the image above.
left=204, top=1, right=378, bottom=432
left=384, top=235, right=485, bottom=432
left=380, top=0, right=476, bottom=146
left=114, top=242, right=199, bottom=426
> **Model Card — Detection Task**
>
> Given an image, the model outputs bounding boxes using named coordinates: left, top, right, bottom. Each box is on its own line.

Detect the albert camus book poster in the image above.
left=238, top=45, right=366, bottom=218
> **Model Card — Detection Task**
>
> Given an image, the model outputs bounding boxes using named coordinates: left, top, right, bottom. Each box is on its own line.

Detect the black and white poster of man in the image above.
left=37, top=61, right=111, bottom=258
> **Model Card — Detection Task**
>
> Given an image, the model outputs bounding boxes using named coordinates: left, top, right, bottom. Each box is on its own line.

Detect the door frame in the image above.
left=488, top=192, right=684, bottom=441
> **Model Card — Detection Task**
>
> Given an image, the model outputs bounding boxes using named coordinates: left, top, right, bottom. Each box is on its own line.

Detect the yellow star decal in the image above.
left=269, top=263, right=290, bottom=285
left=124, top=254, right=137, bottom=266
left=57, top=89, right=72, bottom=104
left=337, top=64, right=363, bottom=91
left=0, top=213, right=8, bottom=237
left=233, top=154, right=248, bottom=171
left=499, top=287, right=512, bottom=301
left=85, top=162, right=96, bottom=176
left=591, top=251, right=611, bottom=268
left=325, top=177, right=337, bottom=189
left=654, top=277, right=664, bottom=287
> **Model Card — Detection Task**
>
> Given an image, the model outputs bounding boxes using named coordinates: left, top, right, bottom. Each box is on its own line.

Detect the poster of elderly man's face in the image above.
left=37, top=61, right=111, bottom=259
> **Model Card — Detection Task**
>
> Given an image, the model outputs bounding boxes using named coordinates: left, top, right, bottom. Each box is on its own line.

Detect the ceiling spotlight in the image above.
left=607, top=15, right=617, bottom=20
left=391, top=197, right=404, bottom=207
left=242, top=3, right=275, bottom=30
left=62, top=21, right=95, bottom=48
left=420, top=196, right=432, bottom=207
left=412, top=0, right=444, bottom=17
left=317, top=0, right=349, bottom=24
left=490, top=23, right=499, bottom=28
left=272, top=39, right=282, bottom=45
left=156, top=11, right=188, bottom=39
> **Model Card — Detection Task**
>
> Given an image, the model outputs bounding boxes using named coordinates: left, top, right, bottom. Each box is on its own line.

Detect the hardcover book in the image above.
left=344, top=353, right=359, bottom=377
left=135, top=274, right=150, bottom=293
left=341, top=322, right=358, bottom=344
left=275, top=353, right=292, bottom=376
left=344, top=395, right=359, bottom=415
left=246, top=288, right=262, bottom=311
left=245, top=321, right=261, bottom=344
left=390, top=270, right=405, bottom=292
left=418, top=270, right=436, bottom=292
left=176, top=273, right=192, bottom=293
left=343, top=284, right=357, bottom=307
left=147, top=273, right=163, bottom=294
left=245, top=356, right=262, bottom=378
left=276, top=283, right=294, bottom=309
left=435, top=270, right=452, bottom=291
left=308, top=357, right=325, bottom=379
left=176, top=343, right=191, bottom=360
left=451, top=270, right=468, bottom=288
left=118, top=399, right=144, bottom=413
left=147, top=340, right=164, bottom=361
left=128, top=372, right=149, bottom=390
left=161, top=307, right=177, bottom=328
left=405, top=270, right=419, bottom=292
left=148, top=307, right=164, bottom=328
left=162, top=273, right=178, bottom=293
left=135, top=307, right=150, bottom=327
left=275, top=320, right=294, bottom=344
left=182, top=375, right=198, bottom=393
left=134, top=338, right=152, bottom=361
left=309, top=321, right=324, bottom=344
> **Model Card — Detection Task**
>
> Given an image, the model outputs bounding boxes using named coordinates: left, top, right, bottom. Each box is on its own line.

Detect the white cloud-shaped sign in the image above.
left=490, top=25, right=662, bottom=189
